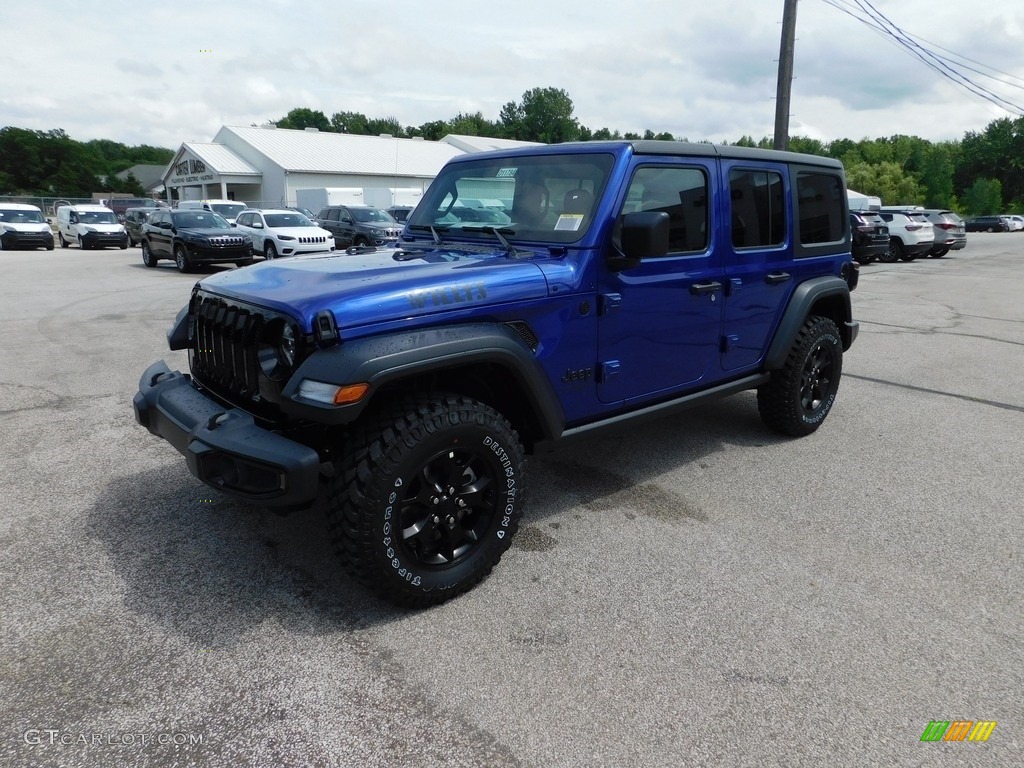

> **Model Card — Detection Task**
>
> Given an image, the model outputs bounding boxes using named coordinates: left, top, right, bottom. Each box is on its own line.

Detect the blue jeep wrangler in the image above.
left=134, top=140, right=858, bottom=606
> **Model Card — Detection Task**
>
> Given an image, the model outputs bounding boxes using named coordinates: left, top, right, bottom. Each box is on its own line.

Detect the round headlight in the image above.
left=258, top=320, right=299, bottom=379
left=279, top=324, right=297, bottom=368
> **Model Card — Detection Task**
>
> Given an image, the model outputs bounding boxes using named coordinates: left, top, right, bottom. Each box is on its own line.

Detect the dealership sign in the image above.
left=166, top=153, right=216, bottom=185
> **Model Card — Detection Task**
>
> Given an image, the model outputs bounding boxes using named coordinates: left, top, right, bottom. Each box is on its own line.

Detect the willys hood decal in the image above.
left=196, top=245, right=550, bottom=331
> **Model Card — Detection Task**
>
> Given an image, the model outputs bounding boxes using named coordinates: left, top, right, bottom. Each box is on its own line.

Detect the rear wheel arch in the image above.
left=764, top=278, right=853, bottom=370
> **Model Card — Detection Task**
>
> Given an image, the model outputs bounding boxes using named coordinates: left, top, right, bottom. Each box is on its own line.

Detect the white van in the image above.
left=55, top=204, right=127, bottom=250
left=176, top=199, right=247, bottom=224
left=0, top=203, right=55, bottom=251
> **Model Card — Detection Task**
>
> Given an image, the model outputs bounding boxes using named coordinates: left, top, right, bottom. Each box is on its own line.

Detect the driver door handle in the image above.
left=690, top=281, right=723, bottom=296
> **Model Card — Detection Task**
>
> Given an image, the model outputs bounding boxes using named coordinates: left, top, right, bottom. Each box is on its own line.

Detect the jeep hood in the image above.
left=196, top=244, right=550, bottom=332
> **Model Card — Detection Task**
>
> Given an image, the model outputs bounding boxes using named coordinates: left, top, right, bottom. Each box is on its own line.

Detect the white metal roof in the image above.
left=215, top=126, right=466, bottom=177
left=178, top=142, right=261, bottom=176
left=440, top=134, right=545, bottom=153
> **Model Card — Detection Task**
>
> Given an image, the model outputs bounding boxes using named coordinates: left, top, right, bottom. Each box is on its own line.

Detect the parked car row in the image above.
left=850, top=206, right=968, bottom=264
left=964, top=214, right=1024, bottom=232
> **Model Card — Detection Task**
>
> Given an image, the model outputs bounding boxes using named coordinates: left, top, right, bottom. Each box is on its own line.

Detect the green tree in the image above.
left=413, top=120, right=448, bottom=141
left=366, top=116, right=405, bottom=137
left=498, top=100, right=525, bottom=140
left=920, top=143, right=956, bottom=209
left=955, top=117, right=1024, bottom=209
left=962, top=178, right=1002, bottom=215
left=330, top=111, right=370, bottom=134
left=500, top=87, right=579, bottom=144
left=276, top=108, right=332, bottom=132
left=844, top=160, right=923, bottom=204
left=447, top=111, right=501, bottom=137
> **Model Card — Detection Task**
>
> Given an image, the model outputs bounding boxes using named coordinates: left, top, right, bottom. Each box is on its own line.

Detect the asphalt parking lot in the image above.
left=1, top=235, right=1022, bottom=767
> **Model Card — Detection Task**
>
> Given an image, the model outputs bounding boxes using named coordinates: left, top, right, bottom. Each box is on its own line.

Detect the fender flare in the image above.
left=279, top=322, right=566, bottom=440
left=763, top=276, right=854, bottom=370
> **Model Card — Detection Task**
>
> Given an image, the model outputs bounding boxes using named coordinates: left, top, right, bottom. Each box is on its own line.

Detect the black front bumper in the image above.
left=133, top=361, right=321, bottom=508
left=82, top=232, right=127, bottom=248
left=1, top=231, right=54, bottom=249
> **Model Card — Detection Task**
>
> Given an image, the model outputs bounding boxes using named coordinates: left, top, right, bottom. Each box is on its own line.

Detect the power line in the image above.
left=819, top=0, right=1024, bottom=115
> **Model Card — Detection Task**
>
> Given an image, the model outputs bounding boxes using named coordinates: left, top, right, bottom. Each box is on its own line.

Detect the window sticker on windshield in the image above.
left=496, top=168, right=517, bottom=178
left=554, top=214, right=584, bottom=231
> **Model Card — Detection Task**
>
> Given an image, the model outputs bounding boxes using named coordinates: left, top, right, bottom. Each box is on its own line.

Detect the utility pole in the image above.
left=774, top=0, right=799, bottom=151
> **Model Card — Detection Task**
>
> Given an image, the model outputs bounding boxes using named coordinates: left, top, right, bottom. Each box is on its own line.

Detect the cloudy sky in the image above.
left=4, top=0, right=1023, bottom=150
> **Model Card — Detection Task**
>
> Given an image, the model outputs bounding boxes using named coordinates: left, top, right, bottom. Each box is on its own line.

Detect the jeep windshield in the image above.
left=351, top=208, right=397, bottom=223
left=265, top=213, right=315, bottom=227
left=407, top=152, right=613, bottom=244
left=172, top=212, right=231, bottom=229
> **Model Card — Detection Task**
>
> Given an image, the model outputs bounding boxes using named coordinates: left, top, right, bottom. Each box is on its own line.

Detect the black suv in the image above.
left=965, top=216, right=1008, bottom=232
left=315, top=205, right=402, bottom=248
left=141, top=209, right=253, bottom=272
left=849, top=210, right=889, bottom=264
left=124, top=207, right=158, bottom=247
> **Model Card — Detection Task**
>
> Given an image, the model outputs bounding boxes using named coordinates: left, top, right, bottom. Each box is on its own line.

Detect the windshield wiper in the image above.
left=462, top=226, right=529, bottom=258
left=406, top=224, right=448, bottom=245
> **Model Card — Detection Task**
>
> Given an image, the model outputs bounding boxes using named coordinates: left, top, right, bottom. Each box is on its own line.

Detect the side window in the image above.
left=797, top=172, right=844, bottom=245
left=325, top=208, right=340, bottom=222
left=236, top=213, right=248, bottom=226
left=623, top=166, right=708, bottom=254
left=729, top=170, right=785, bottom=248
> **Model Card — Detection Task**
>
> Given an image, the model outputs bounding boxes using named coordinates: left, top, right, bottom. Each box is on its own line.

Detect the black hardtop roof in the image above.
left=455, top=139, right=844, bottom=170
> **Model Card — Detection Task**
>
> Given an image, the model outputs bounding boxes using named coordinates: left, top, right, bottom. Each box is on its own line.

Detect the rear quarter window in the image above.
left=796, top=171, right=846, bottom=252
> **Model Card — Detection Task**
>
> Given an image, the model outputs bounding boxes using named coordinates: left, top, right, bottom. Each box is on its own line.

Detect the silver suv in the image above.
left=878, top=208, right=935, bottom=262
left=919, top=209, right=966, bottom=257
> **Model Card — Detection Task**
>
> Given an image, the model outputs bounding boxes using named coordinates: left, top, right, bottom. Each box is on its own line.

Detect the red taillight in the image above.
left=936, top=222, right=955, bottom=230
left=905, top=223, right=922, bottom=231
left=856, top=224, right=874, bottom=233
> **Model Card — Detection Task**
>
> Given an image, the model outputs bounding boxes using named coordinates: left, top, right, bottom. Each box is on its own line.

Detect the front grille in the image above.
left=297, top=235, right=328, bottom=244
left=191, top=293, right=267, bottom=403
left=207, top=236, right=247, bottom=248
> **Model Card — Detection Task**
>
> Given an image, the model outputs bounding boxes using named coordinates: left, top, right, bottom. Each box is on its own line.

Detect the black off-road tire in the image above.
left=929, top=248, right=949, bottom=258
left=326, top=393, right=526, bottom=607
left=758, top=316, right=843, bottom=437
left=59, top=233, right=69, bottom=248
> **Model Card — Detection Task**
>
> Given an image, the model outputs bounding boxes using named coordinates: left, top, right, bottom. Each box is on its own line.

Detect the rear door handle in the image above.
left=690, top=281, right=723, bottom=296
left=766, top=271, right=791, bottom=285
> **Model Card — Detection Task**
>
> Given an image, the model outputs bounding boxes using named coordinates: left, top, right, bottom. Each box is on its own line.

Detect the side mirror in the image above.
left=252, top=221, right=263, bottom=229
left=608, top=211, right=669, bottom=271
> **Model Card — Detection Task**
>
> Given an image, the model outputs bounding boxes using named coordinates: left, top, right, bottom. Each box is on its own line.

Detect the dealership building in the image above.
left=161, top=126, right=538, bottom=208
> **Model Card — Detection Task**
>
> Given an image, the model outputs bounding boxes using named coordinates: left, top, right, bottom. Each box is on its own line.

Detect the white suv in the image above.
left=234, top=209, right=335, bottom=259
left=878, top=208, right=935, bottom=262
